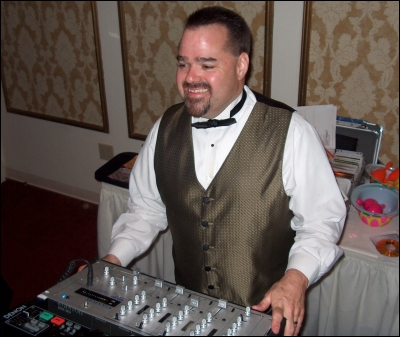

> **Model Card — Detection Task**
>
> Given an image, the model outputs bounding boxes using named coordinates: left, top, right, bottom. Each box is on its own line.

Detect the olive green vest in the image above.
left=154, top=99, right=294, bottom=306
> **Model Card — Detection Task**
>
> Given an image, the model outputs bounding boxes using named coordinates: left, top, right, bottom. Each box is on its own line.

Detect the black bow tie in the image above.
left=191, top=89, right=247, bottom=129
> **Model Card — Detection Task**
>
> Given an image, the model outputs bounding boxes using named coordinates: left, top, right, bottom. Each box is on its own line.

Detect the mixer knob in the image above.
left=120, top=305, right=126, bottom=316
left=165, top=321, right=171, bottom=333
left=232, top=322, right=237, bottom=332
left=245, top=306, right=251, bottom=316
left=149, top=308, right=155, bottom=318
left=227, top=327, right=233, bottom=336
left=122, top=275, right=125, bottom=282
left=134, top=295, right=140, bottom=305
left=201, top=318, right=207, bottom=329
left=171, top=316, right=178, bottom=326
left=124, top=285, right=128, bottom=291
left=141, top=290, right=146, bottom=300
left=110, top=277, right=115, bottom=286
left=133, top=275, right=138, bottom=285
left=237, top=315, right=242, bottom=326
left=155, top=302, right=161, bottom=313
left=178, top=310, right=184, bottom=321
left=84, top=301, right=89, bottom=308
left=206, top=312, right=213, bottom=323
left=142, top=313, right=148, bottom=323
left=184, top=305, right=190, bottom=315
left=162, top=297, right=168, bottom=308
left=104, top=266, right=109, bottom=275
left=195, top=324, right=201, bottom=335
left=127, top=300, right=133, bottom=310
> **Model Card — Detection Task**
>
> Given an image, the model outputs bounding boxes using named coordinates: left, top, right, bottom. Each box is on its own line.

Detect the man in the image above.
left=102, top=6, right=346, bottom=336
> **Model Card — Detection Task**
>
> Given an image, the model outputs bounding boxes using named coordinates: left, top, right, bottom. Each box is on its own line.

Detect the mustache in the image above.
left=182, top=82, right=211, bottom=91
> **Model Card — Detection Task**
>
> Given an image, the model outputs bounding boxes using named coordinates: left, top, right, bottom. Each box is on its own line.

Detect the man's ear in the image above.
left=237, top=52, right=250, bottom=81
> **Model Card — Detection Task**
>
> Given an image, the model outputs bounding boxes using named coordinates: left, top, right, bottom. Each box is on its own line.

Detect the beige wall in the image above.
left=1, top=1, right=397, bottom=201
left=306, top=1, right=399, bottom=167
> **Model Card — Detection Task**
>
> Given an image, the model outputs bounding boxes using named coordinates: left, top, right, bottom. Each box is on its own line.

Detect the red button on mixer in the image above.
left=50, top=316, right=65, bottom=326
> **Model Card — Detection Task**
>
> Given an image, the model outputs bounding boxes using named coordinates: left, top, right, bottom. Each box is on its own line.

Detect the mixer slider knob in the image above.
left=232, top=322, right=237, bottom=332
left=184, top=305, right=190, bottom=315
left=133, top=275, right=138, bottom=285
left=237, top=315, right=242, bottom=326
left=149, top=308, right=155, bottom=318
left=171, top=316, right=178, bottom=326
left=206, top=312, right=213, bottom=323
left=165, top=321, right=171, bottom=333
left=120, top=305, right=126, bottom=316
left=134, top=295, right=140, bottom=305
left=142, top=313, right=148, bottom=323
left=127, top=300, right=133, bottom=310
left=104, top=266, right=109, bottom=275
left=245, top=306, right=251, bottom=316
left=162, top=297, right=168, bottom=308
left=110, top=277, right=115, bottom=286
left=178, top=310, right=184, bottom=321
left=195, top=324, right=201, bottom=335
left=201, top=318, right=207, bottom=329
left=141, top=290, right=147, bottom=300
left=155, top=302, right=161, bottom=313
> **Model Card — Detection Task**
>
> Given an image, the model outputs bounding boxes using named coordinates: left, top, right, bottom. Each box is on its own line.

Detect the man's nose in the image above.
left=185, top=66, right=202, bottom=83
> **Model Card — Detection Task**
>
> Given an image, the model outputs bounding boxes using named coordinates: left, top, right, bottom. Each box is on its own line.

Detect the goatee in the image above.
left=182, top=82, right=212, bottom=117
left=184, top=97, right=211, bottom=117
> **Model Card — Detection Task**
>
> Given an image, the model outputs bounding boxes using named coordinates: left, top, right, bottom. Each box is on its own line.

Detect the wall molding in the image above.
left=4, top=167, right=100, bottom=205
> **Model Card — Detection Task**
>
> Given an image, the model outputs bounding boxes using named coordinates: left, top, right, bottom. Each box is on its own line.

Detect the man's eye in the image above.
left=178, top=63, right=187, bottom=69
left=203, top=65, right=214, bottom=70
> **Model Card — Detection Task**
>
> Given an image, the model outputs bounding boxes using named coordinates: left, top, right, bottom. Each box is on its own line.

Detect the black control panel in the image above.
left=1, top=303, right=104, bottom=336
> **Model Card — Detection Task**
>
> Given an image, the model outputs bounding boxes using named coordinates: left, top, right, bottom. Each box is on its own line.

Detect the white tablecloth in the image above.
left=302, top=206, right=399, bottom=336
left=97, top=182, right=399, bottom=335
left=97, top=182, right=175, bottom=283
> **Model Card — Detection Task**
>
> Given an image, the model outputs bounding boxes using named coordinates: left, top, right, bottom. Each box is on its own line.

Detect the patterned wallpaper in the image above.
left=305, top=1, right=399, bottom=166
left=119, top=1, right=267, bottom=139
left=1, top=1, right=108, bottom=132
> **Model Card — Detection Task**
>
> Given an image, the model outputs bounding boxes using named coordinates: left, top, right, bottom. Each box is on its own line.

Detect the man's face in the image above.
left=177, top=24, right=248, bottom=119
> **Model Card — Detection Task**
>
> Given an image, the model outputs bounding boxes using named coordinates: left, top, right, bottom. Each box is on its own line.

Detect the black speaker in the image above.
left=0, top=275, right=13, bottom=316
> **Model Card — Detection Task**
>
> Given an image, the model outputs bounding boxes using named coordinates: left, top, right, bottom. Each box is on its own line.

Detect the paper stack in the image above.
left=330, top=149, right=364, bottom=182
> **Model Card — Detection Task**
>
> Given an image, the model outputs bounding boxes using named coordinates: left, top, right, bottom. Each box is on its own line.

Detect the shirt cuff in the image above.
left=108, top=238, right=136, bottom=267
left=286, top=252, right=320, bottom=287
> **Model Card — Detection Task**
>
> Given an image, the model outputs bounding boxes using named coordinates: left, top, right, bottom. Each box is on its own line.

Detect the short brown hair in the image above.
left=184, top=6, right=252, bottom=57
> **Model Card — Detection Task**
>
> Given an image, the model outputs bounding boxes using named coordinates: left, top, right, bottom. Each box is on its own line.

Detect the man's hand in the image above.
left=77, top=254, right=122, bottom=272
left=252, top=269, right=308, bottom=336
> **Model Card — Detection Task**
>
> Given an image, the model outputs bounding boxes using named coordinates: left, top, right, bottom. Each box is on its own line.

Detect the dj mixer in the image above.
left=2, top=260, right=279, bottom=336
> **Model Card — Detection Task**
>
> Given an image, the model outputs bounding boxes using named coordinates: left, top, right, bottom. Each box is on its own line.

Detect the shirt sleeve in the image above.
left=283, top=112, right=347, bottom=286
left=108, top=117, right=167, bottom=267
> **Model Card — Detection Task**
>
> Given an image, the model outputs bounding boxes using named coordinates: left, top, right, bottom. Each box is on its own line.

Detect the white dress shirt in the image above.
left=109, top=85, right=347, bottom=286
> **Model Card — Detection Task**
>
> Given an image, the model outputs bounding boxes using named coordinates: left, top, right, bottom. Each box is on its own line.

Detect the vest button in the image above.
left=203, top=197, right=210, bottom=204
left=203, top=244, right=209, bottom=251
left=201, top=221, right=208, bottom=227
left=208, top=285, right=214, bottom=290
left=205, top=266, right=211, bottom=272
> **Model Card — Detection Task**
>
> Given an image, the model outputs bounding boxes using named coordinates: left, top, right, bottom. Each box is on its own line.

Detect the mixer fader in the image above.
left=2, top=260, right=275, bottom=336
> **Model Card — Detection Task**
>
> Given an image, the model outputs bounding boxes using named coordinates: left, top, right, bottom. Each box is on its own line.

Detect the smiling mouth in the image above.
left=183, top=81, right=211, bottom=95
left=188, top=88, right=208, bottom=93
